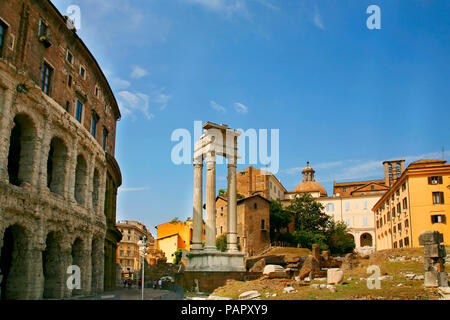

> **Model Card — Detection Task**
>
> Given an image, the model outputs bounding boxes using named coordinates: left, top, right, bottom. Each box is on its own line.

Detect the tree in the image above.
left=218, top=189, right=245, bottom=199
left=216, top=234, right=227, bottom=252
left=269, top=199, right=292, bottom=241
left=326, top=220, right=355, bottom=255
left=287, top=193, right=331, bottom=250
left=170, top=217, right=180, bottom=224
left=216, top=234, right=241, bottom=252
left=173, top=249, right=183, bottom=265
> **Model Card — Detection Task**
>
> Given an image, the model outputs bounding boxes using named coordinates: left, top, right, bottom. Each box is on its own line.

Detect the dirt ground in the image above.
left=210, top=248, right=448, bottom=300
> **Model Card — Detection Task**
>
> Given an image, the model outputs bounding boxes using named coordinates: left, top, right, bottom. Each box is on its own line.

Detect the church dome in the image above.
left=293, top=162, right=327, bottom=197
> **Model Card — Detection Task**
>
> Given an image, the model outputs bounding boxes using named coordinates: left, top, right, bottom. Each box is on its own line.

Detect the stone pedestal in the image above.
left=185, top=251, right=246, bottom=272
left=420, top=231, right=448, bottom=288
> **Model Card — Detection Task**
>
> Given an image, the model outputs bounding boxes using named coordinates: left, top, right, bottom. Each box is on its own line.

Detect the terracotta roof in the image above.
left=334, top=179, right=385, bottom=187
left=410, top=159, right=447, bottom=165
left=293, top=181, right=327, bottom=197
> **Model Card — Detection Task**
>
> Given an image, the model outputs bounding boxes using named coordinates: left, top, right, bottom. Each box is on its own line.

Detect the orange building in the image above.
left=156, top=220, right=205, bottom=262
left=373, top=159, right=450, bottom=250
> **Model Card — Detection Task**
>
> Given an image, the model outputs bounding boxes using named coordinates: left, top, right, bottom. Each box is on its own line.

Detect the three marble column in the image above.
left=191, top=152, right=238, bottom=252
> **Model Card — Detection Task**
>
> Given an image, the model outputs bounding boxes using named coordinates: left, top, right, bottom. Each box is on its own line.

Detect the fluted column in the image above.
left=192, top=158, right=203, bottom=251
left=205, top=152, right=217, bottom=251
left=227, top=157, right=239, bottom=252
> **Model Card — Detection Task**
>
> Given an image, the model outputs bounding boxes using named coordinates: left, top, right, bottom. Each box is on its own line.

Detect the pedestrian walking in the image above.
left=158, top=279, right=162, bottom=289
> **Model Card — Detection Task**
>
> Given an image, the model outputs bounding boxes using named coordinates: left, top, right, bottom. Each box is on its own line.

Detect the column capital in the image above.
left=193, top=158, right=203, bottom=167
left=206, top=151, right=216, bottom=165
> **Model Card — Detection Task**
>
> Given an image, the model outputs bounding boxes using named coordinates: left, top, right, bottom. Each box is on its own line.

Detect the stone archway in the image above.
left=360, top=233, right=373, bottom=247
left=7, top=114, right=36, bottom=186
left=47, top=137, right=68, bottom=196
left=74, top=155, right=87, bottom=205
left=70, top=238, right=85, bottom=296
left=42, top=232, right=65, bottom=299
left=0, top=225, right=29, bottom=300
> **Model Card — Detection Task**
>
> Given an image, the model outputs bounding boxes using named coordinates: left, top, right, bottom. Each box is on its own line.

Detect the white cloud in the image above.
left=131, top=65, right=149, bottom=79
left=111, top=77, right=131, bottom=90
left=117, top=91, right=154, bottom=120
left=151, top=88, right=171, bottom=111
left=186, top=0, right=249, bottom=18
left=211, top=100, right=226, bottom=113
left=234, top=102, right=249, bottom=114
left=313, top=7, right=325, bottom=30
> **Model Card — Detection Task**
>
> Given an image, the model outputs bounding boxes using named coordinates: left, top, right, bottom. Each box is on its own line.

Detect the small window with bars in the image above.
left=41, top=62, right=53, bottom=95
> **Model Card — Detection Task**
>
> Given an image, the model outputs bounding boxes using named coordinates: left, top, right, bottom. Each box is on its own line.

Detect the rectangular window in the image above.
left=402, top=197, right=408, bottom=210
left=68, top=74, right=72, bottom=88
left=102, top=128, right=108, bottom=151
left=0, top=21, right=7, bottom=56
left=95, top=86, right=99, bottom=97
left=393, top=226, right=396, bottom=234
left=345, top=202, right=350, bottom=211
left=327, top=203, right=334, bottom=212
left=67, top=51, right=73, bottom=64
left=261, top=219, right=265, bottom=230
left=431, top=215, right=446, bottom=224
left=39, top=20, right=48, bottom=37
left=41, top=62, right=53, bottom=95
left=398, top=223, right=402, bottom=232
left=428, top=176, right=443, bottom=185
left=91, top=112, right=99, bottom=137
left=362, top=201, right=368, bottom=210
left=80, top=66, right=86, bottom=78
left=393, top=242, right=398, bottom=249
left=402, top=182, right=407, bottom=191
left=65, top=101, right=70, bottom=112
left=75, top=100, right=83, bottom=122
left=346, top=219, right=350, bottom=227
left=432, top=192, right=444, bottom=205
left=363, top=217, right=368, bottom=227
left=397, top=203, right=401, bottom=214
left=399, top=239, right=403, bottom=248
left=404, top=237, right=409, bottom=247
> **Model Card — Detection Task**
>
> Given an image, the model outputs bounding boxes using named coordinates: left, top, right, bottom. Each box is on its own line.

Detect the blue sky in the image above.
left=52, top=0, right=450, bottom=237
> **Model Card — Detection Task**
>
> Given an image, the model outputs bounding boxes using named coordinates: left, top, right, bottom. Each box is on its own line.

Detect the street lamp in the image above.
left=138, top=236, right=148, bottom=301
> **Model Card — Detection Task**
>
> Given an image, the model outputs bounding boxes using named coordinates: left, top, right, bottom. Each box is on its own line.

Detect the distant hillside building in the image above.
left=116, top=221, right=154, bottom=279
left=373, top=159, right=450, bottom=250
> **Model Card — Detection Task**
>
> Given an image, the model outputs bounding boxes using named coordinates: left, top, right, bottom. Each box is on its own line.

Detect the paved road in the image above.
left=74, top=287, right=183, bottom=300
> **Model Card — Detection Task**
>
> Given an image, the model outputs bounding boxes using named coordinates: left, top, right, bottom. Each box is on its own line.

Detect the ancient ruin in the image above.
left=0, top=0, right=122, bottom=299
left=419, top=231, right=448, bottom=287
left=185, top=122, right=245, bottom=272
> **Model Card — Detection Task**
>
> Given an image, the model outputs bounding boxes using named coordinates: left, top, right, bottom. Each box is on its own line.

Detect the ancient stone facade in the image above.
left=0, top=0, right=121, bottom=299
left=216, top=195, right=271, bottom=256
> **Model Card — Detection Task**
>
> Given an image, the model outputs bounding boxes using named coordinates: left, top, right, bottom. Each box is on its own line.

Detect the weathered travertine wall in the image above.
left=0, top=0, right=121, bottom=300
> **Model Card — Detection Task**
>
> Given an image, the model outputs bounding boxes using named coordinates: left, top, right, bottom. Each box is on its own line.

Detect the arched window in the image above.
left=7, top=114, right=36, bottom=186
left=74, top=155, right=87, bottom=205
left=47, top=137, right=67, bottom=196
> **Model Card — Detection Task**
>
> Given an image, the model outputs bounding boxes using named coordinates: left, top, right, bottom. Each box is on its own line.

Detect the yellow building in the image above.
left=373, top=159, right=450, bottom=250
left=156, top=220, right=205, bottom=263
left=116, top=220, right=154, bottom=279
